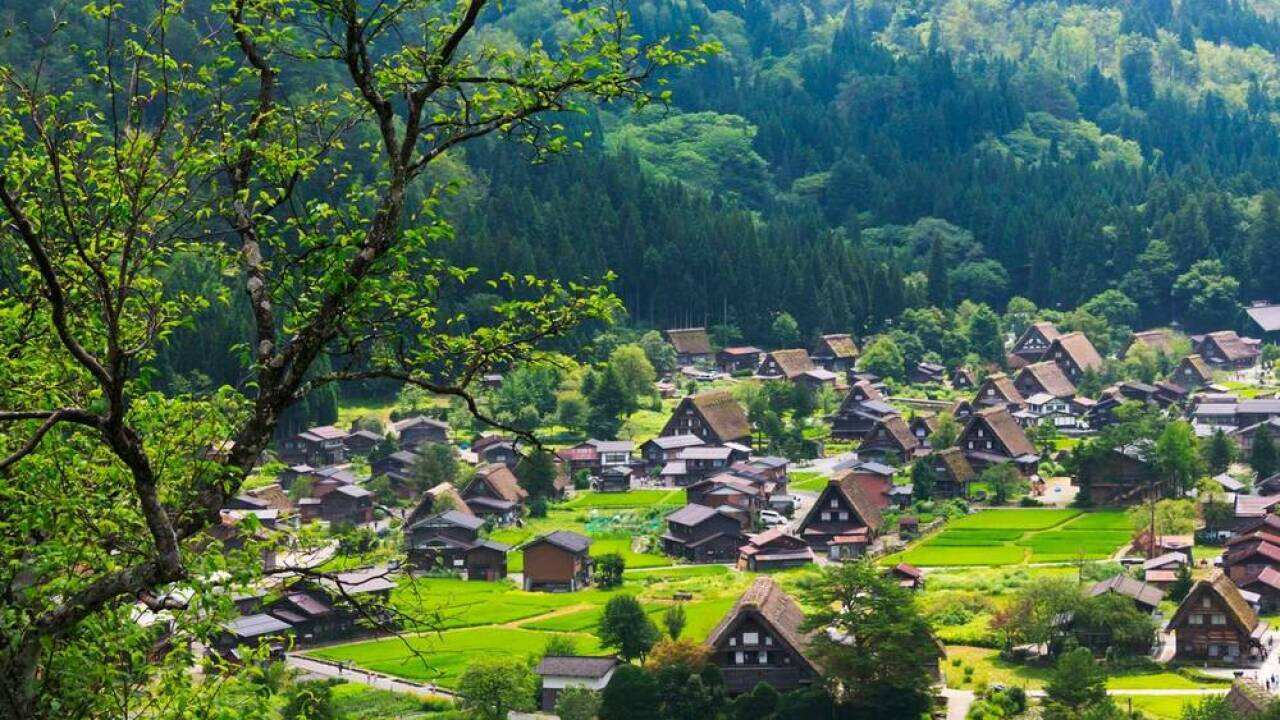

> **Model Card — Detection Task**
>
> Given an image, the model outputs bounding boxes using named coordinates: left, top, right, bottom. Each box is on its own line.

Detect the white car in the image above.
left=759, top=509, right=788, bottom=527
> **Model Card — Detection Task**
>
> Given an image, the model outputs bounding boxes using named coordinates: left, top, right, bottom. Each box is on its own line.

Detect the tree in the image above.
left=593, top=553, right=627, bottom=589
left=926, top=235, right=950, bottom=306
left=281, top=680, right=337, bottom=720
left=1121, top=47, right=1155, bottom=107
left=910, top=460, right=937, bottom=501
left=966, top=305, right=1003, bottom=363
left=931, top=413, right=961, bottom=450
left=600, top=666, right=660, bottom=720
left=1153, top=421, right=1204, bottom=496
left=457, top=658, right=538, bottom=720
left=1042, top=647, right=1111, bottom=715
left=663, top=603, right=688, bottom=639
left=732, top=683, right=781, bottom=720
left=860, top=335, right=905, bottom=381
left=1173, top=260, right=1242, bottom=332
left=991, top=577, right=1083, bottom=649
left=587, top=365, right=634, bottom=438
left=598, top=595, right=660, bottom=661
left=1128, top=498, right=1198, bottom=535
left=555, top=687, right=602, bottom=720
left=609, top=344, right=657, bottom=402
left=0, top=2, right=706, bottom=716
left=1253, top=426, right=1279, bottom=480
left=639, top=331, right=678, bottom=375
left=802, top=561, right=939, bottom=717
left=1170, top=564, right=1194, bottom=602
left=1205, top=429, right=1235, bottom=475
left=411, top=443, right=460, bottom=493
left=771, top=312, right=801, bottom=347
left=981, top=464, right=1026, bottom=505
left=516, top=450, right=560, bottom=500
left=645, top=638, right=709, bottom=671
left=543, top=635, right=579, bottom=658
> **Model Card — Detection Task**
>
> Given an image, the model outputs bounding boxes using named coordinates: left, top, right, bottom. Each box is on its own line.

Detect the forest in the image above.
left=6, top=0, right=1280, bottom=414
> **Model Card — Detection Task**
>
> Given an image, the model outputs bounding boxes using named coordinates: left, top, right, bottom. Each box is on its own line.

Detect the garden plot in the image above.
left=892, top=510, right=1130, bottom=567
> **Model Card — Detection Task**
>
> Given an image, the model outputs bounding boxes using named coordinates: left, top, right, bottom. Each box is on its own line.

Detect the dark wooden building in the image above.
left=857, top=415, right=920, bottom=462
left=705, top=577, right=821, bottom=695
left=665, top=327, right=714, bottom=366
left=1172, top=354, right=1214, bottom=390
left=1013, top=361, right=1076, bottom=400
left=661, top=503, right=748, bottom=563
left=1169, top=572, right=1267, bottom=664
left=795, top=471, right=884, bottom=554
left=405, top=510, right=509, bottom=580
left=829, top=380, right=899, bottom=441
left=737, top=529, right=813, bottom=571
left=1009, top=321, right=1061, bottom=366
left=461, top=464, right=527, bottom=524
left=280, top=425, right=350, bottom=467
left=755, top=349, right=816, bottom=382
left=811, top=333, right=859, bottom=373
left=1044, top=332, right=1105, bottom=383
left=972, top=372, right=1024, bottom=409
left=717, top=346, right=764, bottom=374
left=392, top=415, right=450, bottom=450
left=522, top=531, right=593, bottom=591
left=1195, top=331, right=1260, bottom=369
left=958, top=406, right=1039, bottom=474
left=659, top=391, right=752, bottom=447
left=926, top=447, right=976, bottom=499
left=535, top=656, right=620, bottom=712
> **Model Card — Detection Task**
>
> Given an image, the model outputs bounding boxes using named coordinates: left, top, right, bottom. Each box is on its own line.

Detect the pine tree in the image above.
left=926, top=235, right=950, bottom=307
left=1252, top=426, right=1278, bottom=480
left=1205, top=429, right=1234, bottom=475
left=587, top=366, right=631, bottom=438
left=910, top=460, right=937, bottom=501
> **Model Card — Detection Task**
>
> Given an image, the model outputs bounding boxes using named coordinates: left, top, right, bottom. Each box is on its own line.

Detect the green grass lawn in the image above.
left=944, top=646, right=1225, bottom=692
left=329, top=682, right=457, bottom=719
left=561, top=490, right=684, bottom=510
left=311, top=627, right=605, bottom=688
left=1126, top=695, right=1202, bottom=719
left=789, top=471, right=827, bottom=493
left=890, top=510, right=1129, bottom=567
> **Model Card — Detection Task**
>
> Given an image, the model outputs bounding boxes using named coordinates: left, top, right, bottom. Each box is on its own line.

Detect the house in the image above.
left=242, top=484, right=295, bottom=516
left=858, top=415, right=920, bottom=462
left=951, top=367, right=977, bottom=389
left=1223, top=531, right=1280, bottom=589
left=461, top=464, right=527, bottom=524
left=665, top=327, right=713, bottom=366
left=811, top=334, right=859, bottom=372
left=370, top=449, right=419, bottom=485
left=473, top=436, right=520, bottom=467
left=926, top=448, right=976, bottom=499
left=675, top=445, right=746, bottom=483
left=343, top=429, right=383, bottom=456
left=1247, top=302, right=1280, bottom=338
left=829, top=380, right=899, bottom=441
left=406, top=482, right=472, bottom=526
left=522, top=531, right=593, bottom=591
left=889, top=563, right=925, bottom=591
left=972, top=372, right=1024, bottom=409
left=1088, top=575, right=1164, bottom=614
left=392, top=415, right=450, bottom=450
left=1144, top=552, right=1188, bottom=588
left=535, top=657, right=620, bottom=712
left=297, top=484, right=373, bottom=525
left=1044, top=332, right=1105, bottom=382
left=661, top=503, right=749, bottom=563
left=213, top=614, right=294, bottom=661
left=558, top=439, right=634, bottom=476
left=264, top=590, right=351, bottom=646
left=717, top=346, right=764, bottom=374
left=796, top=368, right=841, bottom=392
left=1231, top=418, right=1280, bottom=455
left=737, top=528, right=813, bottom=571
left=795, top=471, right=884, bottom=555
left=705, top=577, right=821, bottom=694
left=660, top=391, right=752, bottom=447
left=1226, top=678, right=1272, bottom=716
left=731, top=456, right=789, bottom=491
left=910, top=361, right=946, bottom=384
left=1129, top=328, right=1181, bottom=357
left=639, top=434, right=706, bottom=468
left=687, top=474, right=766, bottom=515
left=952, top=398, right=976, bottom=419
left=1239, top=567, right=1280, bottom=612
left=755, top=349, right=816, bottom=381
left=1168, top=571, right=1268, bottom=664
left=908, top=415, right=939, bottom=448
left=1081, top=442, right=1154, bottom=508
left=280, top=425, right=349, bottom=466
left=404, top=510, right=509, bottom=580
left=1009, top=321, right=1062, bottom=366
left=594, top=465, right=632, bottom=493
left=1173, top=355, right=1215, bottom=390
left=1195, top=331, right=1261, bottom=369
left=1013, top=361, right=1076, bottom=401
left=958, top=406, right=1039, bottom=474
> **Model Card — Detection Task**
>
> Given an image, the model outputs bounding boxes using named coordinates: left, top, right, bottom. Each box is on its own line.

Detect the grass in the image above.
left=789, top=471, right=827, bottom=493
left=561, top=490, right=684, bottom=510
left=1126, top=695, right=1202, bottom=719
left=329, top=682, right=457, bottom=719
left=943, top=646, right=1225, bottom=692
left=311, top=627, right=604, bottom=688
left=889, top=510, right=1129, bottom=567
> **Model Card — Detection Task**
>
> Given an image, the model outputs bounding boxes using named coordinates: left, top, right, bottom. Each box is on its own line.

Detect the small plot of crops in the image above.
left=890, top=510, right=1131, bottom=567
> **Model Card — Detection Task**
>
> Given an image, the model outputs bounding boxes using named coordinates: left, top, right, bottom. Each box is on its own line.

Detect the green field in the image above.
left=561, top=490, right=684, bottom=510
left=943, top=646, right=1227, bottom=692
left=891, top=510, right=1130, bottom=567
left=789, top=471, right=827, bottom=492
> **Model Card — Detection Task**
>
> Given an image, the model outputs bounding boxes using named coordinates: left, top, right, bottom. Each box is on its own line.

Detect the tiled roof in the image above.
left=1089, top=574, right=1164, bottom=608
left=535, top=656, right=619, bottom=679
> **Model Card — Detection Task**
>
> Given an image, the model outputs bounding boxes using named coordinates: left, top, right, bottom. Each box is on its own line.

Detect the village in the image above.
left=183, top=301, right=1280, bottom=720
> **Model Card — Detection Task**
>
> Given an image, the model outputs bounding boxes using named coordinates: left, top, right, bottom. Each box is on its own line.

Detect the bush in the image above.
left=528, top=496, right=548, bottom=518
left=1018, top=496, right=1042, bottom=507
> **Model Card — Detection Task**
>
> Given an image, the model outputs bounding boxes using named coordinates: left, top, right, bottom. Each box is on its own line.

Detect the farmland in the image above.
left=310, top=564, right=805, bottom=689
left=891, top=509, right=1132, bottom=567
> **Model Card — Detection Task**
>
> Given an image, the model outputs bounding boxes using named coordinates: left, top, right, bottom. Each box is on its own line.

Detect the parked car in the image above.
left=759, top=510, right=787, bottom=527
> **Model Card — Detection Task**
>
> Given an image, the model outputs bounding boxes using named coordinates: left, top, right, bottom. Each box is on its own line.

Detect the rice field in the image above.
left=891, top=509, right=1131, bottom=567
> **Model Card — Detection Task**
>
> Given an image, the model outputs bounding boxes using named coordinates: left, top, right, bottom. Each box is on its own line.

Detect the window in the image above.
left=1189, top=614, right=1203, bottom=625
left=821, top=512, right=831, bottom=521
left=729, top=637, right=736, bottom=646
left=830, top=498, right=839, bottom=508
left=1212, top=614, right=1226, bottom=625
left=734, top=651, right=744, bottom=665
left=453, top=559, right=464, bottom=567
left=838, top=512, right=848, bottom=521
left=968, top=441, right=974, bottom=449
left=1202, top=597, right=1212, bottom=608
left=758, top=651, right=768, bottom=664
left=742, top=632, right=759, bottom=645
left=764, top=636, right=772, bottom=646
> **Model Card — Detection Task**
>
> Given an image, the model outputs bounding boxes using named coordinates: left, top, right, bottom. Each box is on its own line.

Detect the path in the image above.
left=285, top=653, right=456, bottom=699
left=942, top=688, right=973, bottom=720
